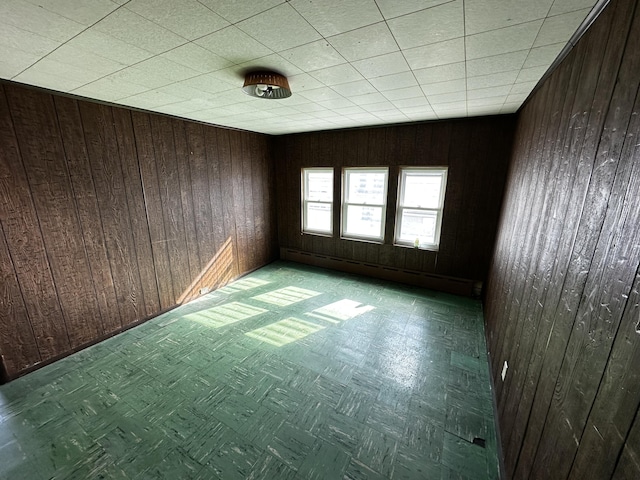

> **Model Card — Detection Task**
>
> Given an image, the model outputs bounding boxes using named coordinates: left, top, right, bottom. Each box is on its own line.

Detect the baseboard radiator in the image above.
left=280, top=248, right=480, bottom=297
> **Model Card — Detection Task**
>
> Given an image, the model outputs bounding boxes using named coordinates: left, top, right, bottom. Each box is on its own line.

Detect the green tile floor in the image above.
left=0, top=261, right=499, bottom=479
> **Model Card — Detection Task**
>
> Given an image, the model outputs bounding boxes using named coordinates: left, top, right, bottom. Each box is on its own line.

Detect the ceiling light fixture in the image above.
left=242, top=71, right=292, bottom=99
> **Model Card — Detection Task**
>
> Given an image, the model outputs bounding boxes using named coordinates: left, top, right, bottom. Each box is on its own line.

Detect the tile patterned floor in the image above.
left=0, top=261, right=499, bottom=479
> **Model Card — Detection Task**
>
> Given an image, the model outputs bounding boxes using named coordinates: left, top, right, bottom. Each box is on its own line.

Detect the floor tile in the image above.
left=0, top=261, right=500, bottom=480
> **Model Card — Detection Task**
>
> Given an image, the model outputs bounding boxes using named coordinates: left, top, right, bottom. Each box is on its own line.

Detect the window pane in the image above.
left=403, top=173, right=442, bottom=208
left=306, top=171, right=333, bottom=201
left=399, top=209, right=437, bottom=244
left=347, top=171, right=386, bottom=204
left=305, top=203, right=332, bottom=232
left=345, top=205, right=383, bottom=238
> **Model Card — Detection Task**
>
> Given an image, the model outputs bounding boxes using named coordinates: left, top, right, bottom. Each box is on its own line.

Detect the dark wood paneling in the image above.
left=0, top=82, right=277, bottom=379
left=0, top=85, right=70, bottom=361
left=484, top=0, right=640, bottom=479
left=274, top=116, right=515, bottom=283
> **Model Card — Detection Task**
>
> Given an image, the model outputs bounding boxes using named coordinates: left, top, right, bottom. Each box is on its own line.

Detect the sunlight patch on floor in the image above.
left=305, top=299, right=375, bottom=323
left=252, top=286, right=321, bottom=306
left=245, top=317, right=325, bottom=346
left=183, top=302, right=267, bottom=328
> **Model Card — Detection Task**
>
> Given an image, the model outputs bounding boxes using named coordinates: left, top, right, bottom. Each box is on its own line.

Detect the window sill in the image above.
left=394, top=243, right=439, bottom=252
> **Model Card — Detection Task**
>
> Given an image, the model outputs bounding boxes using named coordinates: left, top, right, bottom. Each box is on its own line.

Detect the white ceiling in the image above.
left=0, top=0, right=598, bottom=135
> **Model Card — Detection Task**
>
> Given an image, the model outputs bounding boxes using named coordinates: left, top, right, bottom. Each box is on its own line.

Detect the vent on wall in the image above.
left=280, top=248, right=479, bottom=297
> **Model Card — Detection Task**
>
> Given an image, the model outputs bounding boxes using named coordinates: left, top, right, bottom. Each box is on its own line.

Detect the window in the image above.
left=302, top=168, right=333, bottom=235
left=395, top=167, right=447, bottom=250
left=342, top=167, right=388, bottom=241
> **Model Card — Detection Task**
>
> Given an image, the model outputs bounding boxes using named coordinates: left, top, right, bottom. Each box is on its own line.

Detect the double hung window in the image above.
left=395, top=167, right=447, bottom=250
left=341, top=168, right=388, bottom=242
left=302, top=168, right=333, bottom=235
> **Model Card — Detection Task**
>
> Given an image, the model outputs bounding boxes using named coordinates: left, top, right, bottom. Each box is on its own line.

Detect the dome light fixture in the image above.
left=242, top=71, right=292, bottom=99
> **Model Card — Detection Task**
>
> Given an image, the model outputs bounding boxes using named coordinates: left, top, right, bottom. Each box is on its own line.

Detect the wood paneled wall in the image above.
left=484, top=0, right=640, bottom=478
left=274, top=116, right=515, bottom=282
left=0, top=82, right=277, bottom=380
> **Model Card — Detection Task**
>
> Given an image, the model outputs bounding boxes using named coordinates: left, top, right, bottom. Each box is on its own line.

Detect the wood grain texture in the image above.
left=484, top=0, right=640, bottom=479
left=0, top=82, right=277, bottom=380
left=274, top=116, right=515, bottom=283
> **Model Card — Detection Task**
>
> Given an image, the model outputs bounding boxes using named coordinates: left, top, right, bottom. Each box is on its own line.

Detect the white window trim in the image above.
left=302, top=167, right=333, bottom=236
left=395, top=167, right=448, bottom=251
left=341, top=167, right=389, bottom=242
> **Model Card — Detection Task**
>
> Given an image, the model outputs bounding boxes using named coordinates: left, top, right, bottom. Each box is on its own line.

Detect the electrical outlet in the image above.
left=199, top=286, right=210, bottom=295
left=501, top=361, right=508, bottom=381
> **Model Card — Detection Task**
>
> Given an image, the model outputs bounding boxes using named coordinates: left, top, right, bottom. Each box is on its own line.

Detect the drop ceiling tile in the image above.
left=421, top=78, right=466, bottom=96
left=161, top=44, right=232, bottom=74
left=466, top=105, right=502, bottom=116
left=120, top=89, right=184, bottom=109
left=15, top=67, right=88, bottom=92
left=0, top=22, right=60, bottom=59
left=72, top=78, right=149, bottom=101
left=467, top=97, right=506, bottom=108
left=432, top=100, right=466, bottom=111
left=404, top=38, right=465, bottom=70
left=510, top=81, right=537, bottom=94
left=333, top=105, right=366, bottom=115
left=23, top=0, right=120, bottom=26
left=66, top=29, right=154, bottom=65
left=436, top=109, right=468, bottom=119
left=501, top=102, right=521, bottom=113
left=388, top=1, right=463, bottom=49
left=237, top=54, right=304, bottom=79
left=310, top=64, right=364, bottom=86
left=297, top=87, right=343, bottom=103
left=264, top=105, right=302, bottom=116
left=126, top=0, right=229, bottom=40
left=549, top=0, right=597, bottom=15
left=199, top=0, right=283, bottom=23
left=93, top=7, right=187, bottom=54
left=465, top=0, right=553, bottom=35
left=237, top=4, right=321, bottom=51
left=317, top=98, right=354, bottom=109
left=196, top=26, right=274, bottom=64
left=331, top=80, right=377, bottom=97
left=327, top=23, right=398, bottom=62
left=0, top=1, right=85, bottom=42
left=533, top=8, right=591, bottom=47
left=180, top=72, right=237, bottom=95
left=293, top=102, right=327, bottom=113
left=375, top=110, right=408, bottom=120
left=467, top=85, right=512, bottom=100
left=352, top=52, right=410, bottom=78
left=134, top=57, right=202, bottom=83
left=467, top=70, right=519, bottom=90
left=369, top=72, right=418, bottom=91
left=350, top=92, right=388, bottom=105
left=523, top=43, right=565, bottom=68
left=280, top=40, right=346, bottom=71
left=291, top=0, right=383, bottom=36
left=466, top=20, right=543, bottom=60
left=516, top=65, right=548, bottom=83
left=0, top=51, right=40, bottom=79
left=465, top=50, right=528, bottom=77
left=428, top=91, right=466, bottom=104
left=106, top=65, right=176, bottom=90
left=375, top=0, right=451, bottom=19
left=288, top=73, right=326, bottom=91
left=20, top=58, right=106, bottom=87
left=382, top=86, right=424, bottom=101
left=402, top=105, right=435, bottom=115
left=46, top=44, right=127, bottom=77
left=413, top=62, right=465, bottom=85
left=506, top=93, right=529, bottom=103
left=392, top=96, right=431, bottom=108
left=362, top=101, right=397, bottom=113
left=155, top=83, right=214, bottom=102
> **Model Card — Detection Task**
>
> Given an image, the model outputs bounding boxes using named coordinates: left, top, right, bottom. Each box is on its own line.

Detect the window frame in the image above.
left=341, top=167, right=389, bottom=243
left=394, top=167, right=448, bottom=251
left=301, top=167, right=334, bottom=236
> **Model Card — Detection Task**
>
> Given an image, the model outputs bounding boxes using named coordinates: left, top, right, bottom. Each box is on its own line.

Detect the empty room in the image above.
left=1, top=0, right=639, bottom=479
